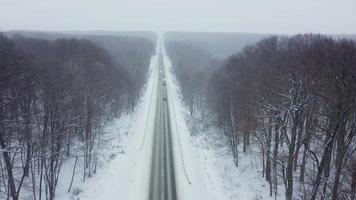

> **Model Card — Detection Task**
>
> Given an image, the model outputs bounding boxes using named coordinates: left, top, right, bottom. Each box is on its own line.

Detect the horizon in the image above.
left=4, top=29, right=356, bottom=36
left=1, top=0, right=355, bottom=35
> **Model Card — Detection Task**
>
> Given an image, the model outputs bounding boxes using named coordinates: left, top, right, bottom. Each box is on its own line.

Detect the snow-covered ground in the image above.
left=162, top=34, right=278, bottom=200
left=184, top=119, right=279, bottom=200
left=55, top=39, right=160, bottom=200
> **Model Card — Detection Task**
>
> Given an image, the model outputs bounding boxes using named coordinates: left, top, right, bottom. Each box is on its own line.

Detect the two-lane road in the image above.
left=148, top=45, right=177, bottom=200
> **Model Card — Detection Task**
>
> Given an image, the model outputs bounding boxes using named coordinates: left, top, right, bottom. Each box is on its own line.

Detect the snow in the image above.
left=189, top=127, right=279, bottom=200
left=55, top=38, right=160, bottom=200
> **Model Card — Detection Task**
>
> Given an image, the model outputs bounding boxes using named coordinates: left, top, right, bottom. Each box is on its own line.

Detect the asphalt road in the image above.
left=148, top=47, right=177, bottom=200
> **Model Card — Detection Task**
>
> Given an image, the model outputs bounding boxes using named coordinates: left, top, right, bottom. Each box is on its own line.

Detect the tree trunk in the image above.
left=351, top=164, right=356, bottom=200
left=266, top=116, right=272, bottom=196
left=286, top=111, right=299, bottom=200
left=299, top=112, right=313, bottom=183
left=0, top=132, right=18, bottom=200
left=273, top=120, right=280, bottom=199
left=331, top=120, right=348, bottom=200
left=309, top=136, right=334, bottom=200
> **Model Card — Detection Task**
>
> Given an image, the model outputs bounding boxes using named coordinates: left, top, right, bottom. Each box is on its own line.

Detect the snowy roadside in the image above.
left=162, top=34, right=277, bottom=200
left=55, top=41, right=159, bottom=200
left=184, top=114, right=278, bottom=200
left=161, top=35, right=213, bottom=200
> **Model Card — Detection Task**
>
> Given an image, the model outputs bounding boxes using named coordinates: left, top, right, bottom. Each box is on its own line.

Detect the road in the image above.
left=148, top=44, right=177, bottom=200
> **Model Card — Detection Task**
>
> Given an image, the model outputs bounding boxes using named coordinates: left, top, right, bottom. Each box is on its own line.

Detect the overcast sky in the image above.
left=0, top=0, right=355, bottom=34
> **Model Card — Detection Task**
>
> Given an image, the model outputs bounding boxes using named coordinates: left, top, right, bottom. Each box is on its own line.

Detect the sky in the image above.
left=0, top=0, right=355, bottom=34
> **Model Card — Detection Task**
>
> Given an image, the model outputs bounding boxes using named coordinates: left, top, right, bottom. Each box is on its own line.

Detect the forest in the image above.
left=165, top=34, right=356, bottom=200
left=164, top=39, right=221, bottom=115
left=0, top=33, right=155, bottom=200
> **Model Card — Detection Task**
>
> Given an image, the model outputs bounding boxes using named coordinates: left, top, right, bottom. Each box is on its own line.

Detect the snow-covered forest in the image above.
left=165, top=33, right=356, bottom=200
left=0, top=33, right=155, bottom=200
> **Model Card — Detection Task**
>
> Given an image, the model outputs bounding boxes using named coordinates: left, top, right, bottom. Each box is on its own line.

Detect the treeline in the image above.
left=166, top=34, right=356, bottom=199
left=5, top=32, right=156, bottom=111
left=165, top=32, right=266, bottom=59
left=165, top=40, right=221, bottom=115
left=0, top=34, right=154, bottom=200
left=88, top=35, right=155, bottom=110
left=211, top=34, right=356, bottom=200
